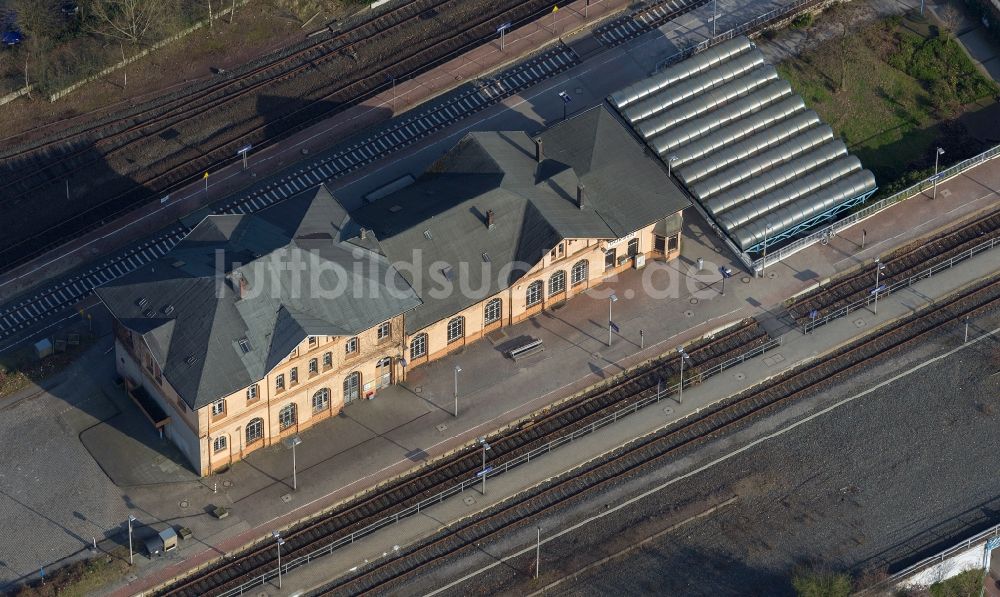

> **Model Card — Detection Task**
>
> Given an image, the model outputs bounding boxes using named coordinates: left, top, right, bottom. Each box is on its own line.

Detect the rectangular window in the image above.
left=290, top=348, right=298, bottom=358
left=213, top=436, right=227, bottom=453
left=323, top=352, right=333, bottom=368
left=377, top=321, right=391, bottom=340
left=654, top=235, right=666, bottom=253
left=308, top=336, right=318, bottom=348
left=211, top=399, right=226, bottom=417
left=246, top=384, right=259, bottom=402
left=309, top=358, right=318, bottom=374
left=276, top=374, right=285, bottom=390
left=668, top=234, right=679, bottom=252
left=290, top=367, right=298, bottom=385
left=604, top=249, right=616, bottom=271
left=410, top=334, right=427, bottom=358
left=345, top=337, right=358, bottom=354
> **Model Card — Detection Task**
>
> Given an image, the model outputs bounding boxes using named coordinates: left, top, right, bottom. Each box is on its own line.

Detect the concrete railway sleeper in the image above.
left=315, top=275, right=1000, bottom=596
left=153, top=320, right=769, bottom=596
left=789, top=208, right=1000, bottom=325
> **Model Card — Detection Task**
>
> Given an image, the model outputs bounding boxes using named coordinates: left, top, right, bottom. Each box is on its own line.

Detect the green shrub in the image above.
left=791, top=569, right=853, bottom=597
left=792, top=12, right=814, bottom=29
left=929, top=568, right=985, bottom=597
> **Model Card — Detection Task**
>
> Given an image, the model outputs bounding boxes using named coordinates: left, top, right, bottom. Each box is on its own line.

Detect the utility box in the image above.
left=160, top=528, right=178, bottom=552
left=34, top=338, right=53, bottom=359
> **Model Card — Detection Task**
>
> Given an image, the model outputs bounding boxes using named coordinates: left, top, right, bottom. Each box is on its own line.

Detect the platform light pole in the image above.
left=667, top=155, right=679, bottom=177
left=283, top=435, right=302, bottom=491
left=272, top=531, right=285, bottom=589
left=453, top=365, right=462, bottom=417
left=760, top=224, right=772, bottom=277
left=608, top=293, right=618, bottom=347
left=127, top=515, right=137, bottom=565
left=872, top=257, right=887, bottom=316
left=677, top=346, right=691, bottom=403
left=477, top=437, right=491, bottom=495
left=932, top=147, right=945, bottom=200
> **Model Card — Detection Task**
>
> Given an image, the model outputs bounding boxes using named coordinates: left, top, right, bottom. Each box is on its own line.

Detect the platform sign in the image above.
left=476, top=466, right=494, bottom=477
left=809, top=309, right=818, bottom=320
left=609, top=321, right=620, bottom=333
left=719, top=266, right=733, bottom=278
left=558, top=91, right=572, bottom=104
left=870, top=284, right=886, bottom=295
left=496, top=22, right=511, bottom=33
left=237, top=144, right=252, bottom=170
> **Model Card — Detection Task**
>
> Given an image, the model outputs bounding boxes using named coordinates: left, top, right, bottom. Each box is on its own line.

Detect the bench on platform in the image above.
left=506, top=337, right=544, bottom=361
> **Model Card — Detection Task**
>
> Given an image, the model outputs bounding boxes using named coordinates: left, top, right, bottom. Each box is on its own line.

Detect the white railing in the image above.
left=801, top=236, right=1000, bottom=334
left=215, top=337, right=781, bottom=596
left=858, top=522, right=1000, bottom=595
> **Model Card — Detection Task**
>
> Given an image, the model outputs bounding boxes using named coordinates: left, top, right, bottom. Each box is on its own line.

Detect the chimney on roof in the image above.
left=238, top=275, right=249, bottom=298
left=486, top=209, right=495, bottom=230
left=359, top=227, right=367, bottom=240
left=535, top=137, right=543, bottom=162
left=577, top=184, right=585, bottom=210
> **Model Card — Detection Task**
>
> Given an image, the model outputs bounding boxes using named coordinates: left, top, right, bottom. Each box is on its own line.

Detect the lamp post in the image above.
left=761, top=224, right=771, bottom=277
left=558, top=90, right=572, bottom=121
left=608, top=293, right=618, bottom=347
left=477, top=437, right=491, bottom=495
left=272, top=531, right=285, bottom=589
left=127, top=515, right=137, bottom=565
left=283, top=435, right=302, bottom=491
left=677, top=346, right=691, bottom=404
left=453, top=365, right=462, bottom=417
left=873, top=257, right=887, bottom=316
left=667, top=155, right=679, bottom=177
left=932, top=147, right=945, bottom=200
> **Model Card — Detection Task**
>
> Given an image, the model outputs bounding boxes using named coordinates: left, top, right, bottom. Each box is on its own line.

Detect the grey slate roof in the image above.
left=354, top=105, right=689, bottom=333
left=96, top=185, right=421, bottom=409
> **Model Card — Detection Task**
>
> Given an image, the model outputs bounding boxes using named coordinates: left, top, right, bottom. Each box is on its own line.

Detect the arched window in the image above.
left=526, top=280, right=543, bottom=307
left=447, top=316, right=465, bottom=343
left=343, top=371, right=361, bottom=403
left=571, top=260, right=589, bottom=286
left=278, top=403, right=297, bottom=430
left=246, top=418, right=264, bottom=444
left=312, top=388, right=330, bottom=413
left=548, top=270, right=566, bottom=296
left=213, top=436, right=227, bottom=453
left=410, top=333, right=428, bottom=358
left=484, top=298, right=502, bottom=325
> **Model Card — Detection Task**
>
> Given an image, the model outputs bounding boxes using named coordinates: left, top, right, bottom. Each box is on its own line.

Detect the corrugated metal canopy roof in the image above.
left=608, top=36, right=876, bottom=254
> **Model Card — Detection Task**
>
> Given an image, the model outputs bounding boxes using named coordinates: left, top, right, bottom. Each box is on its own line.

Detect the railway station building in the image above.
left=96, top=104, right=688, bottom=475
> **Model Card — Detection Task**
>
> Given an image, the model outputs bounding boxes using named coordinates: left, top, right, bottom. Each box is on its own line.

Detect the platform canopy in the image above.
left=608, top=36, right=877, bottom=255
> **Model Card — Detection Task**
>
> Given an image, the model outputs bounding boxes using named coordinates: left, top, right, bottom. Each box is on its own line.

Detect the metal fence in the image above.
left=215, top=337, right=781, bottom=596
left=754, top=143, right=1000, bottom=272
left=801, top=235, right=1000, bottom=334
left=654, top=0, right=823, bottom=71
left=859, top=522, right=1000, bottom=595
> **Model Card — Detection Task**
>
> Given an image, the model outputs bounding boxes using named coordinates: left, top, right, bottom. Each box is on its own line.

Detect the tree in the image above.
left=83, top=0, right=170, bottom=44
left=938, top=5, right=962, bottom=37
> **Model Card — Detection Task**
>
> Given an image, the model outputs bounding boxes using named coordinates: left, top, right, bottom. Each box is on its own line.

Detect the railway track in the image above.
left=0, top=0, right=562, bottom=270
left=315, top=274, right=1000, bottom=597
left=787, top=208, right=1000, bottom=326
left=153, top=319, right=769, bottom=596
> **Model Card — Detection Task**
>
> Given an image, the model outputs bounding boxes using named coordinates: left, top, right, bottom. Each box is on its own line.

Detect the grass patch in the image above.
left=929, top=568, right=985, bottom=596
left=11, top=547, right=131, bottom=597
left=776, top=12, right=998, bottom=185
left=0, top=333, right=95, bottom=399
left=791, top=567, right=853, bottom=597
